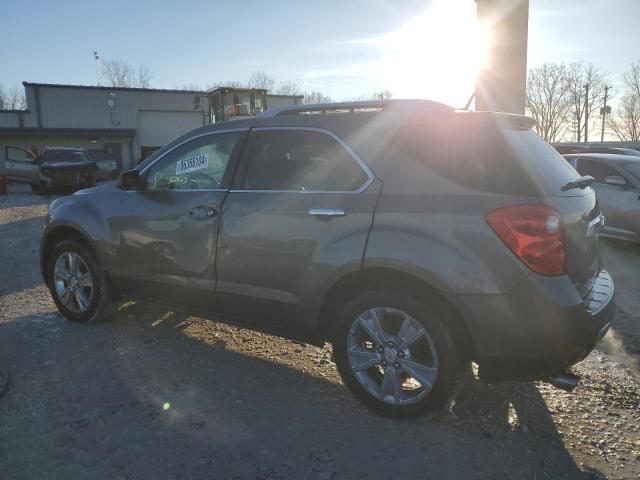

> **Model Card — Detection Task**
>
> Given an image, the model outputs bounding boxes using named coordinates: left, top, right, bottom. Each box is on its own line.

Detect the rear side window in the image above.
left=501, top=129, right=582, bottom=194
left=241, top=129, right=369, bottom=191
left=392, top=117, right=581, bottom=195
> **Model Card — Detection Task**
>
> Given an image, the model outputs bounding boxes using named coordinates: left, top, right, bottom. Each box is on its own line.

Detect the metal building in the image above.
left=0, top=83, right=302, bottom=169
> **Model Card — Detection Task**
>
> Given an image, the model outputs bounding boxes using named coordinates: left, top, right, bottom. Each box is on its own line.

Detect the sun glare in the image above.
left=381, top=0, right=490, bottom=106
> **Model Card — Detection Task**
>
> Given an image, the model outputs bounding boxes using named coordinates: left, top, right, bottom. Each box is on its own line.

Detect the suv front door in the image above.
left=216, top=127, right=381, bottom=335
left=109, top=130, right=245, bottom=309
left=1, top=146, right=39, bottom=182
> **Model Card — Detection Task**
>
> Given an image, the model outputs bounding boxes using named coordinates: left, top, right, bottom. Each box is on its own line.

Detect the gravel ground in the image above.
left=1, top=182, right=639, bottom=479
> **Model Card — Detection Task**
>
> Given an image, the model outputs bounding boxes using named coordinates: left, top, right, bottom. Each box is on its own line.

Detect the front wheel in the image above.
left=46, top=240, right=112, bottom=323
left=333, top=288, right=466, bottom=418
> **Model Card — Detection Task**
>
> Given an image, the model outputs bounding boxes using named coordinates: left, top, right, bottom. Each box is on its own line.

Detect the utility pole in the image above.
left=584, top=83, right=589, bottom=143
left=94, top=51, right=100, bottom=86
left=601, top=85, right=610, bottom=142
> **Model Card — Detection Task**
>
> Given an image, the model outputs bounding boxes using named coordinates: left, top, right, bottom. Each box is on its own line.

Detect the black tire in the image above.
left=46, top=240, right=112, bottom=324
left=332, top=286, right=467, bottom=418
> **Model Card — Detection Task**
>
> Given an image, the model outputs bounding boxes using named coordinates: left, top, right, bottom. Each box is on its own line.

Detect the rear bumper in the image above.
left=454, top=269, right=615, bottom=382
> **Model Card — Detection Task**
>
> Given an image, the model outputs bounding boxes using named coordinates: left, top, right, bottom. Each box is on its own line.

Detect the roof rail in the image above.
left=259, top=99, right=453, bottom=117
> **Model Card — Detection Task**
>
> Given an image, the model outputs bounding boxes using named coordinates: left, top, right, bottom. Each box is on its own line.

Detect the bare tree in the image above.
left=610, top=60, right=640, bottom=141
left=565, top=62, right=609, bottom=142
left=0, top=84, right=26, bottom=109
left=248, top=71, right=275, bottom=91
left=275, top=81, right=303, bottom=96
left=303, top=91, right=333, bottom=104
left=101, top=58, right=153, bottom=88
left=136, top=65, right=152, bottom=88
left=0, top=84, right=6, bottom=109
left=213, top=80, right=244, bottom=89
left=526, top=63, right=572, bottom=142
left=349, top=90, right=393, bottom=101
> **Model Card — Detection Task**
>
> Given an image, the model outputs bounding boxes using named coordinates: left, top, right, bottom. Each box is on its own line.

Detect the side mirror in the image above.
left=116, top=169, right=147, bottom=190
left=604, top=175, right=627, bottom=188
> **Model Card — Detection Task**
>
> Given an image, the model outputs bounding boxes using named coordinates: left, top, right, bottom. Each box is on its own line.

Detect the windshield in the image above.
left=42, top=150, right=90, bottom=163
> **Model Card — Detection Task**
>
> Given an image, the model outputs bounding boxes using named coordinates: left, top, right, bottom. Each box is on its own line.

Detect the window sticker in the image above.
left=176, top=153, right=209, bottom=175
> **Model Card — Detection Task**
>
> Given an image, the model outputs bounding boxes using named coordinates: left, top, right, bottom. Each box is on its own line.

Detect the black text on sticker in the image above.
left=176, top=153, right=209, bottom=175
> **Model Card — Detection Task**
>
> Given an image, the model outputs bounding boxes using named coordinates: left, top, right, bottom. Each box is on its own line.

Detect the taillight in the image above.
left=486, top=204, right=566, bottom=276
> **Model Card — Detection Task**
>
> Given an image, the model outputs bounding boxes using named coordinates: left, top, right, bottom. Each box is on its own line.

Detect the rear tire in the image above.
left=332, top=287, right=467, bottom=418
left=46, top=240, right=112, bottom=323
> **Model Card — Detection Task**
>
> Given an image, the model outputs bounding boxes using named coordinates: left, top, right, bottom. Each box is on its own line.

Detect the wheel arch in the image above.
left=318, top=267, right=476, bottom=361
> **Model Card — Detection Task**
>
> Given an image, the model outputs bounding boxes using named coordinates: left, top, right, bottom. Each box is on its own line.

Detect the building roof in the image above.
left=22, top=82, right=304, bottom=99
left=0, top=127, right=137, bottom=137
left=23, top=82, right=204, bottom=94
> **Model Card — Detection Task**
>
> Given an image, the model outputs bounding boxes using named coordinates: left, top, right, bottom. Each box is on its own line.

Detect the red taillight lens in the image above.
left=486, top=204, right=566, bottom=276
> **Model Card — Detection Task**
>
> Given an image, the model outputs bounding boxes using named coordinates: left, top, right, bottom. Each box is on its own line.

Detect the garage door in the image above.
left=137, top=111, right=203, bottom=148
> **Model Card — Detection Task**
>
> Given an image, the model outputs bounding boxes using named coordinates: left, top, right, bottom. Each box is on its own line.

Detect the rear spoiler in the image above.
left=454, top=110, right=536, bottom=130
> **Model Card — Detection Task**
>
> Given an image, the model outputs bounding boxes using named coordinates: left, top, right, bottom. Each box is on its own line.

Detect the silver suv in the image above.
left=41, top=101, right=615, bottom=417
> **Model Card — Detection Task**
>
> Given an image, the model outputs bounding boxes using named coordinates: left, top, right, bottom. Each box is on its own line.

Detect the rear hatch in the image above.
left=485, top=117, right=601, bottom=292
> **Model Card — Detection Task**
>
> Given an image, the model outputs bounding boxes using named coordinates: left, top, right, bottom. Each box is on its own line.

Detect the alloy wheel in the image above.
left=346, top=307, right=439, bottom=406
left=53, top=252, right=94, bottom=313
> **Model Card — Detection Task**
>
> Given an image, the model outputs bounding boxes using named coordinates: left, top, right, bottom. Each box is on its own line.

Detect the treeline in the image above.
left=179, top=70, right=393, bottom=105
left=526, top=60, right=640, bottom=143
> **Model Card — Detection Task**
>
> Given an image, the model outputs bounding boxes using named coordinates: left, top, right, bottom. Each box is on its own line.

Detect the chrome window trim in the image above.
left=231, top=126, right=375, bottom=194
left=139, top=128, right=249, bottom=177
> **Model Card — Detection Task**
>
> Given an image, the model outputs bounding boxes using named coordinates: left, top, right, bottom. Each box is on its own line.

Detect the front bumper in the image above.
left=454, top=269, right=615, bottom=383
left=40, top=167, right=96, bottom=188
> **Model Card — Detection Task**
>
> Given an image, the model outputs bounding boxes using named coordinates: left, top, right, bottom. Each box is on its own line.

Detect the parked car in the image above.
left=0, top=146, right=97, bottom=193
left=555, top=144, right=640, bottom=156
left=40, top=101, right=614, bottom=417
left=564, top=153, right=640, bottom=243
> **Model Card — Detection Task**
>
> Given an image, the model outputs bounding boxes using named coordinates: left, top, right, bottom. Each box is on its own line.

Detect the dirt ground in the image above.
left=1, top=182, right=639, bottom=480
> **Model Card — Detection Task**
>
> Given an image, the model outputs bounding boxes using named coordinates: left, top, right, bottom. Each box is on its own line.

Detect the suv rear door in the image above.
left=1, top=146, right=39, bottom=182
left=215, top=127, right=380, bottom=335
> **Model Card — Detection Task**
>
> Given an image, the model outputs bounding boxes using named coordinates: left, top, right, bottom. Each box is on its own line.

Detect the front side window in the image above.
left=575, top=159, right=632, bottom=187
left=145, top=132, right=240, bottom=190
left=242, top=129, right=369, bottom=191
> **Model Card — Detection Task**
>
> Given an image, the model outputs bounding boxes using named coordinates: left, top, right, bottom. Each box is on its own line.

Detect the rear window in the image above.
left=391, top=115, right=580, bottom=195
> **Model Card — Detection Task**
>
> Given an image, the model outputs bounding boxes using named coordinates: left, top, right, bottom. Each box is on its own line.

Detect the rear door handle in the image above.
left=308, top=208, right=346, bottom=217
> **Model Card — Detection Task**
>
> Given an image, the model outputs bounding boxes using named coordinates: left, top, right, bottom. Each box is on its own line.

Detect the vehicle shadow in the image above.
left=0, top=302, right=605, bottom=479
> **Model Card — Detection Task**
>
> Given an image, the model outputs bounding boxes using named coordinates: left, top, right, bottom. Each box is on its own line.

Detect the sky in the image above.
left=1, top=0, right=639, bottom=107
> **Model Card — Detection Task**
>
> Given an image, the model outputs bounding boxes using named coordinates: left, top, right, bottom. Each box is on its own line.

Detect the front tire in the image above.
left=46, top=240, right=112, bottom=323
left=333, top=287, right=466, bottom=418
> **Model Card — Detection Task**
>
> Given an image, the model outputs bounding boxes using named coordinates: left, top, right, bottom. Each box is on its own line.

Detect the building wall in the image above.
left=1, top=84, right=302, bottom=168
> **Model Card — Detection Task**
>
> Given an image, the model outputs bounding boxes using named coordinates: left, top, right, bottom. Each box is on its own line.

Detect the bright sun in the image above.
left=381, top=0, right=490, bottom=106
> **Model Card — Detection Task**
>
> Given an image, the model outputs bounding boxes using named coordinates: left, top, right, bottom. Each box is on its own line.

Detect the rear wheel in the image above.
left=46, top=240, right=112, bottom=323
left=333, top=288, right=466, bottom=417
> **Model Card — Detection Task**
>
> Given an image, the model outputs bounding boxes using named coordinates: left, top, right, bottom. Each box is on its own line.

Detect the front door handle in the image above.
left=308, top=208, right=346, bottom=217
left=189, top=205, right=218, bottom=219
